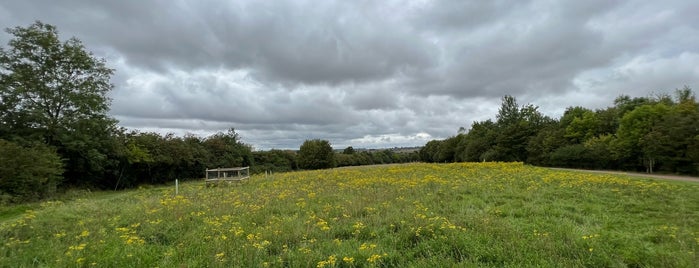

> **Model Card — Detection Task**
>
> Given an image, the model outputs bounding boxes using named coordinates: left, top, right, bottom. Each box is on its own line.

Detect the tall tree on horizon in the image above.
left=298, top=139, right=335, bottom=170
left=0, top=21, right=118, bottom=185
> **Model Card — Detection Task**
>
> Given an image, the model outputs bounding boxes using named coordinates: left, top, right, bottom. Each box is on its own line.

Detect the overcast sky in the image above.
left=1, top=1, right=698, bottom=150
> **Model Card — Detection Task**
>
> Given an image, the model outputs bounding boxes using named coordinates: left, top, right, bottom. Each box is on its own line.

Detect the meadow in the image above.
left=1, top=162, right=698, bottom=267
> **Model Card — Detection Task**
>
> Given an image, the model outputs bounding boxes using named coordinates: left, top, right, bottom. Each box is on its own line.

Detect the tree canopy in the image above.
left=298, top=139, right=336, bottom=170
left=0, top=21, right=114, bottom=145
left=421, top=88, right=699, bottom=175
left=0, top=21, right=119, bottom=187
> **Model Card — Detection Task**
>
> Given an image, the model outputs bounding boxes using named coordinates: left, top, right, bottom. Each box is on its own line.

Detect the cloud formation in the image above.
left=1, top=0, right=698, bottom=149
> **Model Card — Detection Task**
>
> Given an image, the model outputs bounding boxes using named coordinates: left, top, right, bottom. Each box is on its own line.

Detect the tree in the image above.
left=343, top=146, right=356, bottom=154
left=490, top=96, right=550, bottom=162
left=419, top=140, right=442, bottom=162
left=639, top=91, right=699, bottom=174
left=594, top=107, right=619, bottom=136
left=252, top=149, right=297, bottom=173
left=549, top=144, right=593, bottom=168
left=0, top=21, right=117, bottom=186
left=613, top=95, right=651, bottom=117
left=436, top=135, right=461, bottom=162
left=298, top=139, right=336, bottom=170
left=203, top=128, right=253, bottom=169
left=0, top=21, right=114, bottom=144
left=526, top=122, right=565, bottom=165
left=583, top=134, right=615, bottom=170
left=496, top=95, right=521, bottom=126
left=612, top=103, right=671, bottom=172
left=564, top=109, right=600, bottom=143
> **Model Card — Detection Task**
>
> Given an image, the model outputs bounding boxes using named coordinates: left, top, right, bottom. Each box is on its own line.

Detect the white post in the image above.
left=176, top=179, right=179, bottom=195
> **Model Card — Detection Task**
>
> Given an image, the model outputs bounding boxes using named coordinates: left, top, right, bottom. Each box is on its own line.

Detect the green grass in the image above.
left=1, top=162, right=698, bottom=267
left=0, top=204, right=33, bottom=222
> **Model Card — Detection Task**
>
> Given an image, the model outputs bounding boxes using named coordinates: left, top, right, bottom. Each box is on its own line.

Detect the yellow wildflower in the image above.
left=78, top=230, right=90, bottom=237
left=367, top=254, right=383, bottom=263
left=343, top=256, right=354, bottom=264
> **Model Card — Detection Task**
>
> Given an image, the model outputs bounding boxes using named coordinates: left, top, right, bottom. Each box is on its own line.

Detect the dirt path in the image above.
left=549, top=168, right=699, bottom=183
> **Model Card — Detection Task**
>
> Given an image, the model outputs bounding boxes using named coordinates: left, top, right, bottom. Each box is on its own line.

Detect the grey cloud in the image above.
left=111, top=70, right=358, bottom=126
left=343, top=87, right=400, bottom=111
left=2, top=0, right=437, bottom=85
left=415, top=0, right=530, bottom=31
left=239, top=1, right=437, bottom=85
left=412, top=1, right=622, bottom=99
left=2, top=0, right=699, bottom=149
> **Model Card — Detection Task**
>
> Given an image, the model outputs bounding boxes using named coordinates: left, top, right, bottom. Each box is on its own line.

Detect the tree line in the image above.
left=0, top=22, right=418, bottom=202
left=420, top=90, right=699, bottom=175
left=254, top=140, right=418, bottom=174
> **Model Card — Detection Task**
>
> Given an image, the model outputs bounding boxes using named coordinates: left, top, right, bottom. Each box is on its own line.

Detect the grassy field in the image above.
left=1, top=162, right=698, bottom=267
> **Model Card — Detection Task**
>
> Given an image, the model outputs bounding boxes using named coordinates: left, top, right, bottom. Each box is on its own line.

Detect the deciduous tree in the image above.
left=298, top=139, right=335, bottom=169
left=0, top=21, right=117, bottom=186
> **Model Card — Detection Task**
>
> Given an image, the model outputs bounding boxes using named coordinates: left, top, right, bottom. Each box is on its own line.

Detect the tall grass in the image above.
left=1, top=162, right=698, bottom=267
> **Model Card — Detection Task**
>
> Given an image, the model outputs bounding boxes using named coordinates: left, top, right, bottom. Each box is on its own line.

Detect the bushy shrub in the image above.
left=0, top=139, right=63, bottom=203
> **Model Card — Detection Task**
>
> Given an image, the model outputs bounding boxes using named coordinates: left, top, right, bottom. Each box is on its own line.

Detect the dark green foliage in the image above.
left=0, top=21, right=118, bottom=188
left=419, top=140, right=443, bottom=162
left=251, top=149, right=297, bottom=173
left=298, top=139, right=336, bottom=170
left=203, top=129, right=253, bottom=168
left=459, top=120, right=497, bottom=162
left=614, top=95, right=651, bottom=116
left=436, top=135, right=461, bottom=162
left=0, top=139, right=63, bottom=203
left=424, top=96, right=551, bottom=163
left=335, top=149, right=418, bottom=167
left=526, top=125, right=565, bottom=166
left=583, top=134, right=615, bottom=170
left=114, top=129, right=252, bottom=188
left=422, top=89, right=699, bottom=175
left=343, top=146, right=355, bottom=154
left=0, top=22, right=113, bottom=143
left=548, top=144, right=595, bottom=168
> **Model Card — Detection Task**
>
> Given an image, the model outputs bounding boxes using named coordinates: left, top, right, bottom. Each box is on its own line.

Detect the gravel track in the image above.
left=549, top=167, right=699, bottom=183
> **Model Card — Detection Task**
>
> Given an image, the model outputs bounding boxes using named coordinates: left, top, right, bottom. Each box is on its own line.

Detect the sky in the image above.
left=1, top=0, right=698, bottom=150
